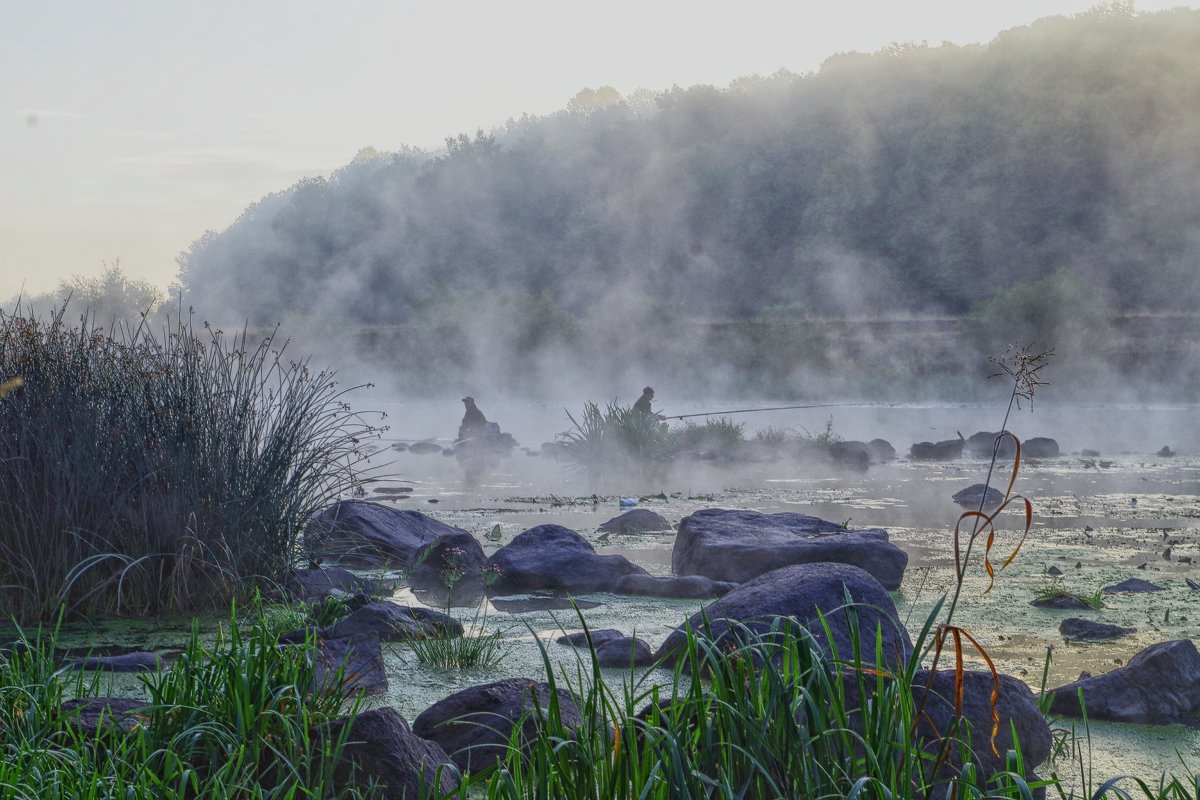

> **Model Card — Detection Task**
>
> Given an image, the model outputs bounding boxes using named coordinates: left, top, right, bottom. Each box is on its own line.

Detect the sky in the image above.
left=2, top=0, right=1196, bottom=300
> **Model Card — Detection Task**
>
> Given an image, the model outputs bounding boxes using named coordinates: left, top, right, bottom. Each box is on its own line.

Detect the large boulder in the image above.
left=1024, top=437, right=1061, bottom=459
left=910, top=669, right=1051, bottom=786
left=406, top=527, right=489, bottom=607
left=305, top=501, right=474, bottom=570
left=413, top=678, right=584, bottom=773
left=867, top=439, right=897, bottom=463
left=324, top=707, right=459, bottom=798
left=965, top=432, right=1017, bottom=459
left=655, top=563, right=913, bottom=670
left=829, top=441, right=870, bottom=472
left=486, top=525, right=650, bottom=595
left=285, top=566, right=377, bottom=603
left=672, top=509, right=907, bottom=590
left=305, top=635, right=389, bottom=696
left=910, top=439, right=964, bottom=461
left=1049, top=639, right=1200, bottom=724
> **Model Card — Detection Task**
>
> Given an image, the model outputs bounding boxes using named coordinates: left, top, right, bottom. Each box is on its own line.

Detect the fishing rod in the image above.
left=660, top=402, right=870, bottom=421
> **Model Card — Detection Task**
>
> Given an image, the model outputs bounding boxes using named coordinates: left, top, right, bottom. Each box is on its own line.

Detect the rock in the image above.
left=556, top=629, right=626, bottom=648
left=867, top=439, right=897, bottom=462
left=65, top=652, right=161, bottom=672
left=324, top=707, right=459, bottom=798
left=951, top=484, right=1005, bottom=510
left=408, top=441, right=445, bottom=455
left=909, top=669, right=1051, bottom=785
left=965, top=431, right=1018, bottom=459
left=60, top=697, right=146, bottom=736
left=305, top=501, right=472, bottom=569
left=1049, top=640, right=1200, bottom=724
left=489, top=595, right=603, bottom=612
left=285, top=566, right=376, bottom=603
left=1031, top=594, right=1094, bottom=609
left=284, top=601, right=462, bottom=643
left=1047, top=566, right=1063, bottom=577
left=594, top=636, right=655, bottom=668
left=672, top=509, right=907, bottom=590
left=655, top=563, right=913, bottom=671
left=1059, top=618, right=1137, bottom=641
left=829, top=441, right=870, bottom=472
left=406, top=528, right=488, bottom=607
left=910, top=439, right=964, bottom=461
left=486, top=524, right=650, bottom=595
left=1102, top=578, right=1164, bottom=594
left=304, top=635, right=388, bottom=696
left=1025, top=437, right=1061, bottom=458
left=413, top=678, right=584, bottom=773
left=1157, top=446, right=1176, bottom=457
left=597, top=509, right=672, bottom=535
left=613, top=573, right=736, bottom=598
left=391, top=442, right=410, bottom=452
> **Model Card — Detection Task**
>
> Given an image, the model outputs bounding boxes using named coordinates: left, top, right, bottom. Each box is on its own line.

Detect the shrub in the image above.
left=0, top=303, right=381, bottom=621
left=555, top=401, right=670, bottom=484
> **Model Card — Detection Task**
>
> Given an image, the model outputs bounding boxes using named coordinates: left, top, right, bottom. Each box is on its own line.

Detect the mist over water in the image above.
left=365, top=391, right=1200, bottom=461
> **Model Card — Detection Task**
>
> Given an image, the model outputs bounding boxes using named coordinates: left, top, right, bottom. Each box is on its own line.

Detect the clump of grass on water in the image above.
left=556, top=401, right=670, bottom=483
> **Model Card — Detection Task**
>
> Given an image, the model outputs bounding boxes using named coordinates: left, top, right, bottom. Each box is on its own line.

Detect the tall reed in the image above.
left=0, top=304, right=381, bottom=620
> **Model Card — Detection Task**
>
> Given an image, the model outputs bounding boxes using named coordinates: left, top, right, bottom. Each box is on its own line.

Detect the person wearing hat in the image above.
left=458, top=396, right=489, bottom=440
left=633, top=386, right=664, bottom=419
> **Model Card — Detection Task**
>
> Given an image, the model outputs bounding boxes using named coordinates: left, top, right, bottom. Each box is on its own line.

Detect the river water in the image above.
left=359, top=397, right=1200, bottom=787
left=69, top=397, right=1200, bottom=788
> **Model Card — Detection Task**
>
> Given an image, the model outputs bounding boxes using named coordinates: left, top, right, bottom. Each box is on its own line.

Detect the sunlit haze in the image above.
left=2, top=0, right=1195, bottom=299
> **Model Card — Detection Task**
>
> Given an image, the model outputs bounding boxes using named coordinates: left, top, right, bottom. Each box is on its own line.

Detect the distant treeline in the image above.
left=173, top=5, right=1199, bottom=398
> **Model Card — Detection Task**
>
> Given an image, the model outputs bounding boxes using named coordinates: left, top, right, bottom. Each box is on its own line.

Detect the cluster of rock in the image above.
left=59, top=494, right=1200, bottom=793
left=910, top=431, right=1061, bottom=462
left=305, top=501, right=909, bottom=602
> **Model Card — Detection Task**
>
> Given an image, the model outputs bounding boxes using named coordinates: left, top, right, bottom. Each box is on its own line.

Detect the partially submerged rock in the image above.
left=951, top=483, right=1005, bottom=510
left=655, top=562, right=913, bottom=670
left=285, top=566, right=376, bottom=603
left=910, top=669, right=1051, bottom=785
left=305, top=501, right=471, bottom=570
left=305, top=635, right=388, bottom=696
left=283, top=601, right=462, bottom=643
left=556, top=629, right=625, bottom=648
left=1059, top=618, right=1137, bottom=641
left=614, top=573, right=735, bottom=598
left=1049, top=640, right=1200, bottom=725
left=324, top=707, right=459, bottom=798
left=65, top=652, right=161, bottom=673
left=594, top=636, right=655, bottom=668
left=910, top=439, right=964, bottom=461
left=413, top=678, right=583, bottom=773
left=1103, top=578, right=1164, bottom=594
left=598, top=509, right=672, bottom=535
left=486, top=524, right=650, bottom=595
left=672, top=509, right=907, bottom=590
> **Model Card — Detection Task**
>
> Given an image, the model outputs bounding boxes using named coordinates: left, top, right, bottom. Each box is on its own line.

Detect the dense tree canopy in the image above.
left=172, top=7, right=1200, bottom=399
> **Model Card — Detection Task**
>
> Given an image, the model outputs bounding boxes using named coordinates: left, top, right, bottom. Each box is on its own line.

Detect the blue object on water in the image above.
left=619, top=497, right=637, bottom=507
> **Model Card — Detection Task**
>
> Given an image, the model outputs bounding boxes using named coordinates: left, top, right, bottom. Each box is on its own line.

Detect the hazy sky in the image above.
left=2, top=0, right=1195, bottom=299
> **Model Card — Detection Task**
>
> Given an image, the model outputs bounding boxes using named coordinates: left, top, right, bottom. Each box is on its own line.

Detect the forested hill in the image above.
left=179, top=6, right=1199, bottom=329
